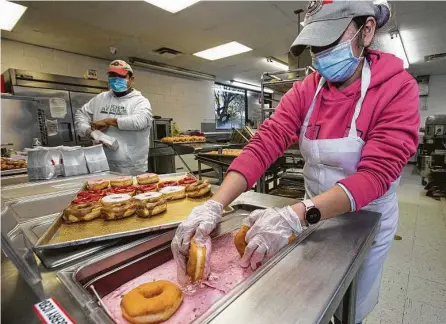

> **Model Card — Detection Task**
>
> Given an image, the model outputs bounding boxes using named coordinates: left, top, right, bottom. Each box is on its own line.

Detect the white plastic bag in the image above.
left=90, top=130, right=119, bottom=151
left=60, top=147, right=88, bottom=177
left=26, top=147, right=56, bottom=180
left=83, top=144, right=109, bottom=173
left=48, top=146, right=63, bottom=177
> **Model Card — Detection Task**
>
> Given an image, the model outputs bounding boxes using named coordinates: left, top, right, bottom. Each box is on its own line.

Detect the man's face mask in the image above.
left=109, top=77, right=128, bottom=93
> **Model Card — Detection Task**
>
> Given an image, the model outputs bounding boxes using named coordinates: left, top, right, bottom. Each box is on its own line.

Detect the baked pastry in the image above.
left=159, top=186, right=186, bottom=200
left=185, top=180, right=211, bottom=198
left=178, top=176, right=197, bottom=187
left=160, top=136, right=206, bottom=144
left=137, top=184, right=158, bottom=193
left=63, top=195, right=102, bottom=223
left=234, top=225, right=296, bottom=257
left=120, top=280, right=183, bottom=324
left=87, top=178, right=110, bottom=190
left=110, top=176, right=133, bottom=187
left=158, top=180, right=179, bottom=189
left=136, top=173, right=159, bottom=185
left=101, top=194, right=137, bottom=220
left=106, top=186, right=137, bottom=196
left=134, top=192, right=167, bottom=218
left=187, top=236, right=212, bottom=282
left=77, top=189, right=107, bottom=198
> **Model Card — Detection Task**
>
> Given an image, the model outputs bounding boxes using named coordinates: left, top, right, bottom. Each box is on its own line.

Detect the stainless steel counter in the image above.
left=1, top=190, right=380, bottom=324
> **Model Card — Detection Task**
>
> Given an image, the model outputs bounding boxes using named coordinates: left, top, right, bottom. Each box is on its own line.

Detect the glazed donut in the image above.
left=87, top=178, right=110, bottom=190
left=159, top=186, right=186, bottom=200
left=234, top=225, right=296, bottom=257
left=63, top=195, right=102, bottom=223
left=106, top=186, right=137, bottom=196
left=185, top=180, right=211, bottom=198
left=178, top=176, right=197, bottom=187
left=136, top=173, right=159, bottom=185
left=77, top=189, right=107, bottom=198
left=157, top=180, right=179, bottom=189
left=110, top=176, right=133, bottom=187
left=101, top=194, right=137, bottom=220
left=137, top=184, right=158, bottom=193
left=187, top=236, right=212, bottom=282
left=134, top=192, right=167, bottom=218
left=120, top=280, right=183, bottom=324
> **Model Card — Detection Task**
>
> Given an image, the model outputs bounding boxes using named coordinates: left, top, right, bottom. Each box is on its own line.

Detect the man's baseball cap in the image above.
left=290, top=0, right=376, bottom=57
left=107, top=60, right=133, bottom=76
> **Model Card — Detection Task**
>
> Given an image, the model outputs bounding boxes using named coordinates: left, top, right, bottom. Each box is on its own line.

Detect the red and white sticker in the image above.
left=33, top=298, right=76, bottom=324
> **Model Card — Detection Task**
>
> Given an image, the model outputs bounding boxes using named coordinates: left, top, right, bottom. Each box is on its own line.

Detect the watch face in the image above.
left=306, top=207, right=321, bottom=224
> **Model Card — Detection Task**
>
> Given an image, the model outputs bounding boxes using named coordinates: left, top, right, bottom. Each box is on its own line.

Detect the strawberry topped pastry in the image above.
left=158, top=181, right=179, bottom=189
left=107, top=186, right=137, bottom=196
left=137, top=184, right=158, bottom=193
left=178, top=176, right=197, bottom=186
left=63, top=195, right=102, bottom=224
left=77, top=189, right=107, bottom=198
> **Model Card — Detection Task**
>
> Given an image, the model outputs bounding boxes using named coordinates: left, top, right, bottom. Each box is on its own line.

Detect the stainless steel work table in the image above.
left=1, top=191, right=380, bottom=324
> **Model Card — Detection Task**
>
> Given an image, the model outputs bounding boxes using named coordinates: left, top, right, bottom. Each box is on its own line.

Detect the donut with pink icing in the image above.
left=110, top=176, right=133, bottom=187
left=87, top=178, right=110, bottom=190
left=136, top=173, right=159, bottom=185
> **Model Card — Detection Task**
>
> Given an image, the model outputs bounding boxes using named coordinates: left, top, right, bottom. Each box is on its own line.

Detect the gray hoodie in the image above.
left=75, top=89, right=152, bottom=174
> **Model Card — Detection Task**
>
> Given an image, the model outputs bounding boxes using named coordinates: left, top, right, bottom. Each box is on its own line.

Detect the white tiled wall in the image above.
left=1, top=39, right=215, bottom=130
left=419, top=74, right=446, bottom=126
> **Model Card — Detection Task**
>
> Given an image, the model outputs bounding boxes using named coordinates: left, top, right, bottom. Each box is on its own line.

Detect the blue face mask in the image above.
left=311, top=27, right=364, bottom=83
left=109, top=77, right=128, bottom=93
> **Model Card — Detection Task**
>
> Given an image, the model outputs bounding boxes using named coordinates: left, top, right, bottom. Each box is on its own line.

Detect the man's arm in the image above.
left=75, top=97, right=96, bottom=137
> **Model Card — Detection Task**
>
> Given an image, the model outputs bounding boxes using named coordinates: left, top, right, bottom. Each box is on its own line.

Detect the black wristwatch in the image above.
left=301, top=199, right=321, bottom=225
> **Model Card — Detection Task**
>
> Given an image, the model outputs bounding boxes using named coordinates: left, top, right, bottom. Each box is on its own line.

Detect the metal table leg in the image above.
left=341, top=274, right=358, bottom=324
left=198, top=161, right=202, bottom=180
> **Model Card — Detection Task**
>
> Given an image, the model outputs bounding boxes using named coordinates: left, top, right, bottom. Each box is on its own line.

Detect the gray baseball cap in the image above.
left=290, top=1, right=376, bottom=57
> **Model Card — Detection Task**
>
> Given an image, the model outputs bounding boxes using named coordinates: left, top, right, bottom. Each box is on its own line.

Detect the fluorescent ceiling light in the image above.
left=194, top=42, right=252, bottom=61
left=232, top=79, right=274, bottom=94
left=389, top=31, right=409, bottom=69
left=0, top=0, right=27, bottom=31
left=144, top=0, right=200, bottom=13
left=266, top=57, right=289, bottom=71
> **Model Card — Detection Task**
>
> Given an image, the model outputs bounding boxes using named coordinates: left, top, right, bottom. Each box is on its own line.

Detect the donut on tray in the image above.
left=106, top=186, right=137, bottom=196
left=157, top=180, right=179, bottom=189
left=87, top=178, right=110, bottom=190
left=77, top=189, right=107, bottom=198
left=134, top=192, right=167, bottom=218
left=137, top=184, right=158, bottom=193
left=158, top=186, right=186, bottom=200
left=120, top=280, right=183, bottom=324
left=185, top=180, right=211, bottom=198
left=136, top=173, right=159, bottom=185
left=101, top=194, right=137, bottom=220
left=63, top=195, right=102, bottom=223
left=187, top=236, right=212, bottom=282
left=110, top=176, right=133, bottom=187
left=178, top=176, right=197, bottom=187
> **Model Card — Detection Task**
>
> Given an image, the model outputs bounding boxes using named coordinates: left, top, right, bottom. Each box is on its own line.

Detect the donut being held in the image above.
left=186, top=236, right=212, bottom=282
left=120, top=280, right=183, bottom=324
left=234, top=225, right=296, bottom=257
left=185, top=180, right=211, bottom=198
left=87, top=178, right=110, bottom=190
left=63, top=195, right=102, bottom=223
left=157, top=180, right=178, bottom=189
left=159, top=186, right=186, bottom=201
left=136, top=173, right=159, bottom=185
left=107, top=186, right=137, bottom=196
left=137, top=184, right=158, bottom=193
left=134, top=192, right=167, bottom=218
left=101, top=194, right=137, bottom=220
left=110, top=176, right=133, bottom=187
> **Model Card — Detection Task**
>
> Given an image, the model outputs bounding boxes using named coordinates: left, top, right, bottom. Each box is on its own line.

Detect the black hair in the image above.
left=128, top=71, right=133, bottom=78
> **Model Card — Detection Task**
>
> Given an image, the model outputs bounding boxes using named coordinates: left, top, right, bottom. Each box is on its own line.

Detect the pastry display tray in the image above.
left=57, top=204, right=321, bottom=324
left=34, top=172, right=233, bottom=251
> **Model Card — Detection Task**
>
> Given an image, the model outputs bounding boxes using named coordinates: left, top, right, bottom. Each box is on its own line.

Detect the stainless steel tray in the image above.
left=34, top=172, right=233, bottom=250
left=1, top=168, right=28, bottom=176
left=57, top=204, right=320, bottom=324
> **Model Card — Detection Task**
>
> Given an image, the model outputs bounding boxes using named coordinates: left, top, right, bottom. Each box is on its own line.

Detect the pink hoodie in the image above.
left=228, top=50, right=420, bottom=210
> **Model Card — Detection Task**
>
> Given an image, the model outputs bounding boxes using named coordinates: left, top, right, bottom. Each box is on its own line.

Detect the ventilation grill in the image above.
left=424, top=52, right=446, bottom=62
left=152, top=47, right=183, bottom=59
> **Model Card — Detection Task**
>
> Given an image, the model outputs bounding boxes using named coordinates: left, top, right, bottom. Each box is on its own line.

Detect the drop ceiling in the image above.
left=2, top=1, right=446, bottom=84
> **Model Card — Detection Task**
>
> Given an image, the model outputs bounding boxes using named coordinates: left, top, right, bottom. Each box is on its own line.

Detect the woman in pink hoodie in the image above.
left=172, top=1, right=420, bottom=322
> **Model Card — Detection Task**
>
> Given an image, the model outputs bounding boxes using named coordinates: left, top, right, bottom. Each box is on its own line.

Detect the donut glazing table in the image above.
left=1, top=190, right=380, bottom=324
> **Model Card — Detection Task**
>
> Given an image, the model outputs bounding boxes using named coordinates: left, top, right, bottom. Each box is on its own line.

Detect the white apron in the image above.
left=299, top=61, right=399, bottom=323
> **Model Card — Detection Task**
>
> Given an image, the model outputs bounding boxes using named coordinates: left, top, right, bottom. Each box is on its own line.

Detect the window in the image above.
left=214, top=84, right=246, bottom=129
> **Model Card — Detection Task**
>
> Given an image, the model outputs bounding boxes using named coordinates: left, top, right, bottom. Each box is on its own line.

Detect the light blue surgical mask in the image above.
left=311, top=26, right=364, bottom=83
left=109, top=77, right=128, bottom=93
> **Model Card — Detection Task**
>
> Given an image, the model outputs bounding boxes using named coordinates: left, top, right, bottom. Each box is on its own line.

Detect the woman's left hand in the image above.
left=240, top=206, right=303, bottom=270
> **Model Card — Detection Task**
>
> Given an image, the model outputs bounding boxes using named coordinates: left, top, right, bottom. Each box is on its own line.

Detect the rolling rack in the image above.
left=256, top=66, right=314, bottom=195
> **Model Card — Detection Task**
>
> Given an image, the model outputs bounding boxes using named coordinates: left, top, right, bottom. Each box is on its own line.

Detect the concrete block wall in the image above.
left=1, top=39, right=215, bottom=130
left=420, top=75, right=446, bottom=126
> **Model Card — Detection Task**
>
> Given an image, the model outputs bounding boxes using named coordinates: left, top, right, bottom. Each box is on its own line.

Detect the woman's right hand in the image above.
left=171, top=200, right=223, bottom=283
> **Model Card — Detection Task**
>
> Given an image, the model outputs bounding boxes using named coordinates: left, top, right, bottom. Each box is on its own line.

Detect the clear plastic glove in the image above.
left=171, top=200, right=223, bottom=284
left=240, top=206, right=303, bottom=270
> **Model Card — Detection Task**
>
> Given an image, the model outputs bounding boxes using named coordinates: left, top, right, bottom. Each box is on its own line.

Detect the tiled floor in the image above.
left=364, top=166, right=446, bottom=324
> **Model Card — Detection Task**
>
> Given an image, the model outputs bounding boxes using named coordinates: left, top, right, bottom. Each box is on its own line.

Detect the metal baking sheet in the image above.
left=56, top=204, right=320, bottom=324
left=1, top=168, right=28, bottom=176
left=34, top=172, right=234, bottom=250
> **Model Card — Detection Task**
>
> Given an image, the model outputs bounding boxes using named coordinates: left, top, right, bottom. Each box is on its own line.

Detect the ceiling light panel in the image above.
left=0, top=0, right=27, bottom=31
left=144, top=0, right=200, bottom=13
left=194, top=42, right=252, bottom=61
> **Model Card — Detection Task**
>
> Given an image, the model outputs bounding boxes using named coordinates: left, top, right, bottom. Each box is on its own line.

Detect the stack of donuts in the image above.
left=63, top=173, right=211, bottom=224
